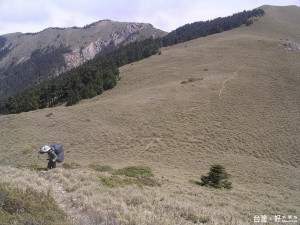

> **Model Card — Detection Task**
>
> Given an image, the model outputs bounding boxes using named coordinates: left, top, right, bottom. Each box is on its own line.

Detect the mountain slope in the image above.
left=0, top=8, right=264, bottom=114
left=0, top=20, right=166, bottom=99
left=0, top=5, right=299, bottom=224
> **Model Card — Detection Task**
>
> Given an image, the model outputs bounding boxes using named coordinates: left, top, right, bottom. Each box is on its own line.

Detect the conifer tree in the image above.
left=200, top=164, right=232, bottom=189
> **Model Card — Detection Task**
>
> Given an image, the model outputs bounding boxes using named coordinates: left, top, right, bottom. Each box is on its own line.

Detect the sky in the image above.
left=0, top=0, right=299, bottom=35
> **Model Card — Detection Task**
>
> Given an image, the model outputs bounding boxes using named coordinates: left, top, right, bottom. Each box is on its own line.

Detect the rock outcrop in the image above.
left=60, top=23, right=155, bottom=74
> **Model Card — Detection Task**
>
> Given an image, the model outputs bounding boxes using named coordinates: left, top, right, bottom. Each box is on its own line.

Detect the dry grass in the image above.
left=0, top=164, right=298, bottom=224
left=0, top=5, right=299, bottom=224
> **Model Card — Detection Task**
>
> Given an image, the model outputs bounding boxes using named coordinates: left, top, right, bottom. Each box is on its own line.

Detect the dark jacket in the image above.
left=47, top=149, right=58, bottom=161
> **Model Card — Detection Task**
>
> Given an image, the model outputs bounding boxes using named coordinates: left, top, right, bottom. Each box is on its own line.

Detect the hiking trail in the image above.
left=38, top=169, right=94, bottom=224
left=219, top=52, right=256, bottom=99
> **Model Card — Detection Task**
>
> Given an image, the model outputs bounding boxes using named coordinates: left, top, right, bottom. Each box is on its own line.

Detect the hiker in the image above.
left=39, top=143, right=64, bottom=170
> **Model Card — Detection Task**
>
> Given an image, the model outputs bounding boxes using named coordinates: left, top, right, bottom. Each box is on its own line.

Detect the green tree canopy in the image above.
left=200, top=164, right=232, bottom=189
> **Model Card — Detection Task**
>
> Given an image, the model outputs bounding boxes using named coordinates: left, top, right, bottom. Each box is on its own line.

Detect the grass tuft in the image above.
left=199, top=215, right=211, bottom=223
left=97, top=165, right=159, bottom=188
left=137, top=177, right=161, bottom=187
left=189, top=179, right=201, bottom=186
left=114, top=166, right=154, bottom=178
left=16, top=163, right=47, bottom=171
left=88, top=162, right=114, bottom=172
left=181, top=77, right=203, bottom=84
left=100, top=175, right=138, bottom=188
left=180, top=210, right=200, bottom=223
left=0, top=182, right=70, bottom=225
left=62, top=162, right=81, bottom=169
left=21, top=146, right=32, bottom=154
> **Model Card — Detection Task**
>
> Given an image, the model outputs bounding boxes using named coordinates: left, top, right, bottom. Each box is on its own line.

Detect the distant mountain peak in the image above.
left=0, top=20, right=167, bottom=99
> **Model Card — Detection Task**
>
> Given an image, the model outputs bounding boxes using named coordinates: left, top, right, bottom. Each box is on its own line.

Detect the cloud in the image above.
left=132, top=0, right=252, bottom=31
left=0, top=0, right=299, bottom=35
left=0, top=0, right=141, bottom=34
left=0, top=0, right=52, bottom=34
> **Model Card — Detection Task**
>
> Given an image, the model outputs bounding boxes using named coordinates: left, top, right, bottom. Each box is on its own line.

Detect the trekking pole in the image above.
left=37, top=148, right=45, bottom=160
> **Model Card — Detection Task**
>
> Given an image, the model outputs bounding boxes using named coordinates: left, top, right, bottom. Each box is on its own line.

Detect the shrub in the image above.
left=94, top=165, right=158, bottom=188
left=100, top=176, right=137, bottom=188
left=114, top=166, right=154, bottom=178
left=0, top=182, right=70, bottom=225
left=200, top=164, right=232, bottom=189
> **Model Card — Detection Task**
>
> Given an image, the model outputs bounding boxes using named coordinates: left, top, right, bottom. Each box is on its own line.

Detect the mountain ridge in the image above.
left=0, top=8, right=264, bottom=111
left=0, top=20, right=166, bottom=99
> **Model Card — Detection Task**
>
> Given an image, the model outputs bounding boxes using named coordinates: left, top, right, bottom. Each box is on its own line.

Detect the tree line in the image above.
left=0, top=37, right=161, bottom=114
left=161, top=9, right=264, bottom=46
left=0, top=8, right=264, bottom=115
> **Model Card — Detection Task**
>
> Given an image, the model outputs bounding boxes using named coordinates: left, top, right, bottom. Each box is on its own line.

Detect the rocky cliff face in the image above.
left=61, top=23, right=156, bottom=74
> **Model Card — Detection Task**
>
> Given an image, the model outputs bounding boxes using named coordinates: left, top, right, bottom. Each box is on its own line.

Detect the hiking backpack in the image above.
left=51, top=142, right=64, bottom=163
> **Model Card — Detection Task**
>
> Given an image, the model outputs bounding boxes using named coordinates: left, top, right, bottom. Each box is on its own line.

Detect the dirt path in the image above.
left=38, top=169, right=93, bottom=225
left=219, top=52, right=256, bottom=99
left=218, top=71, right=238, bottom=99
left=128, top=137, right=162, bottom=166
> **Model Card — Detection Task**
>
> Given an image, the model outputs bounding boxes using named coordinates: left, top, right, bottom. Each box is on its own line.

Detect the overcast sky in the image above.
left=0, top=0, right=299, bottom=35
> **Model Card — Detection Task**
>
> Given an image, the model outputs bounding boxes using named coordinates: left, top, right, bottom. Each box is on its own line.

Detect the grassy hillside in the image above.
left=0, top=8, right=263, bottom=113
left=0, top=5, right=299, bottom=224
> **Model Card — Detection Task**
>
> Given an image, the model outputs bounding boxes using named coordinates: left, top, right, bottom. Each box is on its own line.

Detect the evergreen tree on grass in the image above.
left=200, top=164, right=232, bottom=189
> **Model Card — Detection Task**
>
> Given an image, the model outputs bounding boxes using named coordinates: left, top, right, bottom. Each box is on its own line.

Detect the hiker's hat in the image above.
left=42, top=145, right=51, bottom=152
